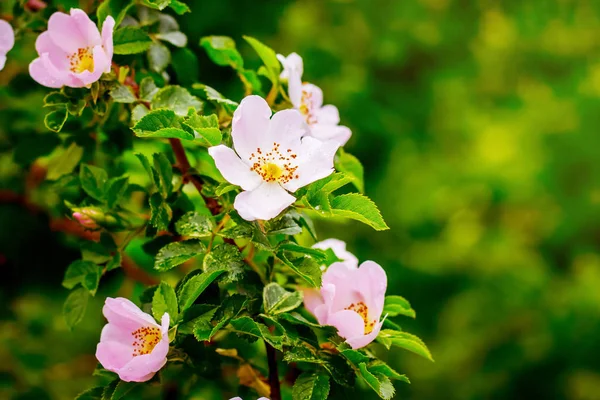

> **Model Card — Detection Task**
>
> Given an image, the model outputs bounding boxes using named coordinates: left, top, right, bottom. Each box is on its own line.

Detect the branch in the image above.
left=266, top=342, right=282, bottom=400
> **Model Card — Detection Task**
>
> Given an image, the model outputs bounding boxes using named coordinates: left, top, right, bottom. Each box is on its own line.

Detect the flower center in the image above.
left=68, top=47, right=94, bottom=73
left=131, top=325, right=162, bottom=357
left=249, top=142, right=299, bottom=184
left=299, top=89, right=318, bottom=125
left=345, top=301, right=377, bottom=335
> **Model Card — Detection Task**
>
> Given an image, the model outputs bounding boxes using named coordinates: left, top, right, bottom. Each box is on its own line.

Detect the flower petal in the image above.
left=356, top=261, right=387, bottom=317
left=47, top=11, right=89, bottom=53
left=345, top=319, right=384, bottom=349
left=118, top=337, right=169, bottom=382
left=234, top=182, right=295, bottom=221
left=268, top=108, right=307, bottom=148
left=231, top=95, right=272, bottom=160
left=302, top=83, right=323, bottom=109
left=208, top=145, right=262, bottom=191
left=310, top=124, right=352, bottom=146
left=35, top=31, right=69, bottom=69
left=288, top=68, right=303, bottom=108
left=0, top=20, right=15, bottom=53
left=101, top=16, right=115, bottom=63
left=96, top=341, right=134, bottom=371
left=315, top=104, right=340, bottom=125
left=302, top=288, right=324, bottom=316
left=281, top=136, right=338, bottom=193
left=70, top=8, right=102, bottom=46
left=71, top=45, right=109, bottom=86
left=278, top=52, right=303, bottom=80
left=321, top=263, right=364, bottom=313
left=103, top=297, right=159, bottom=331
left=313, top=238, right=359, bottom=268
left=0, top=54, right=6, bottom=71
left=327, top=309, right=366, bottom=340
left=29, top=54, right=68, bottom=88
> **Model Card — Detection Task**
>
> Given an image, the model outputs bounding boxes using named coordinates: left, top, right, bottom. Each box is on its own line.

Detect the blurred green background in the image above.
left=2, top=0, right=600, bottom=399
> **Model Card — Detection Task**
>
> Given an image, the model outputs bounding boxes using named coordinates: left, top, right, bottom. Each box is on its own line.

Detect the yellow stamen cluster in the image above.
left=249, top=142, right=299, bottom=183
left=346, top=301, right=377, bottom=334
left=68, top=47, right=94, bottom=73
left=131, top=326, right=162, bottom=357
left=299, top=89, right=318, bottom=125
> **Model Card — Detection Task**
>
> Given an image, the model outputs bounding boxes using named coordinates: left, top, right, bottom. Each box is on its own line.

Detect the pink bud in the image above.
left=25, top=0, right=47, bottom=11
left=72, top=211, right=98, bottom=230
left=96, top=297, right=170, bottom=382
left=29, top=9, right=114, bottom=88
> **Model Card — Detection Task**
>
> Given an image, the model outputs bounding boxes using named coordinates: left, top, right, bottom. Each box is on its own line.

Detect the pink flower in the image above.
left=72, top=211, right=98, bottom=230
left=304, top=245, right=387, bottom=349
left=96, top=297, right=170, bottom=382
left=0, top=20, right=15, bottom=71
left=278, top=52, right=352, bottom=146
left=208, top=95, right=339, bottom=221
left=29, top=9, right=114, bottom=88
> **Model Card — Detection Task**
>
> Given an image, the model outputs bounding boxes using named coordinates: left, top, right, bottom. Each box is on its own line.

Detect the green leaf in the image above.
left=97, top=0, right=134, bottom=26
left=44, top=108, right=68, bottom=132
left=383, top=295, right=416, bottom=318
left=191, top=84, right=238, bottom=114
left=132, top=104, right=150, bottom=123
left=203, top=243, right=246, bottom=283
left=169, top=0, right=190, bottom=14
left=102, top=380, right=118, bottom=400
left=358, top=362, right=395, bottom=400
left=265, top=211, right=303, bottom=236
left=193, top=294, right=246, bottom=341
left=278, top=242, right=327, bottom=261
left=151, top=85, right=202, bottom=117
left=243, top=36, right=281, bottom=82
left=177, top=269, right=226, bottom=311
left=113, top=27, right=153, bottom=55
left=106, top=176, right=129, bottom=208
left=292, top=372, right=330, bottom=400
left=149, top=192, right=172, bottom=231
left=75, top=387, right=104, bottom=400
left=200, top=36, right=244, bottom=69
left=276, top=252, right=322, bottom=287
left=172, top=48, right=199, bottom=86
left=63, top=287, right=89, bottom=329
left=46, top=143, right=84, bottom=180
left=153, top=153, right=173, bottom=197
left=154, top=239, right=206, bottom=271
left=152, top=281, right=179, bottom=324
left=80, top=164, right=108, bottom=201
left=331, top=193, right=389, bottom=231
left=263, top=283, right=303, bottom=315
left=110, top=83, right=136, bottom=103
left=139, top=77, right=159, bottom=102
left=148, top=42, right=171, bottom=73
left=175, top=212, right=214, bottom=238
left=141, top=0, right=170, bottom=10
left=156, top=31, right=187, bottom=47
left=111, top=381, right=139, bottom=400
left=182, top=113, right=222, bottom=147
left=62, top=260, right=101, bottom=295
left=335, top=149, right=364, bottom=193
left=44, top=92, right=69, bottom=107
left=230, top=316, right=284, bottom=350
left=376, top=330, right=434, bottom=361
left=368, top=360, right=410, bottom=384
left=133, top=109, right=194, bottom=140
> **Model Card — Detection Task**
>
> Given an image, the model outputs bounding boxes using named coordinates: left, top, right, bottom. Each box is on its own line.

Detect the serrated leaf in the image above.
left=97, top=0, right=134, bottom=26
left=265, top=211, right=302, bottom=236
left=191, top=84, right=238, bottom=114
left=151, top=86, right=202, bottom=117
left=152, top=281, right=178, bottom=324
left=243, top=36, right=281, bottom=82
left=182, top=113, right=222, bottom=146
left=46, top=142, right=83, bottom=180
left=139, top=77, right=159, bottom=102
left=175, top=212, right=214, bottom=238
left=113, top=27, right=153, bottom=55
left=193, top=294, right=246, bottom=341
left=155, top=239, right=206, bottom=272
left=331, top=193, right=389, bottom=231
left=170, top=0, right=190, bottom=14
left=149, top=192, right=172, bottom=231
left=102, top=379, right=118, bottom=400
left=335, top=149, right=364, bottom=193
left=131, top=104, right=149, bottom=123
left=177, top=269, right=226, bottom=311
left=106, top=176, right=129, bottom=208
left=278, top=242, right=327, bottom=261
left=368, top=360, right=410, bottom=383
left=153, top=152, right=173, bottom=197
left=110, top=83, right=136, bottom=103
left=111, top=381, right=139, bottom=400
left=358, top=363, right=395, bottom=400
left=383, top=295, right=416, bottom=318
left=172, top=48, right=199, bottom=86
left=263, top=283, right=303, bottom=315
left=44, top=92, right=69, bottom=107
left=63, top=287, right=89, bottom=329
left=276, top=252, right=322, bottom=287
left=75, top=387, right=104, bottom=400
left=80, top=164, right=108, bottom=201
left=230, top=316, right=285, bottom=350
left=200, top=36, right=244, bottom=69
left=62, top=260, right=101, bottom=295
left=376, top=330, right=434, bottom=361
left=44, top=108, right=68, bottom=132
left=292, top=372, right=330, bottom=400
left=133, top=109, right=194, bottom=140
left=203, top=243, right=246, bottom=283
left=148, top=42, right=171, bottom=73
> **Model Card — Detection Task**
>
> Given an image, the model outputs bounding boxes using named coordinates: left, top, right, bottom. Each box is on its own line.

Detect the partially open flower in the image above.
left=96, top=297, right=169, bottom=382
left=304, top=246, right=387, bottom=349
left=278, top=52, right=352, bottom=146
left=72, top=211, right=99, bottom=230
left=0, top=20, right=15, bottom=71
left=29, top=9, right=114, bottom=88
left=208, top=95, right=339, bottom=221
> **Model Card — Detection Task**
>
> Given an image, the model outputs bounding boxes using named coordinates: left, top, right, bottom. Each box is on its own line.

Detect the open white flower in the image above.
left=278, top=52, right=352, bottom=146
left=208, top=95, right=339, bottom=221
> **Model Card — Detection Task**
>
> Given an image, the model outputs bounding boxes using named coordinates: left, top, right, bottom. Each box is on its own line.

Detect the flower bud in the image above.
left=72, top=208, right=103, bottom=230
